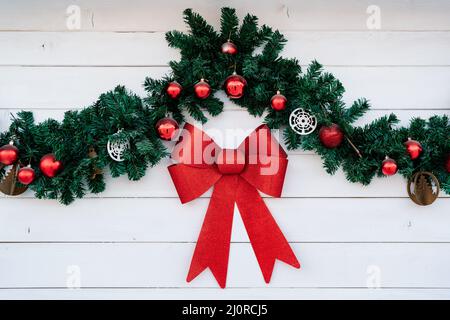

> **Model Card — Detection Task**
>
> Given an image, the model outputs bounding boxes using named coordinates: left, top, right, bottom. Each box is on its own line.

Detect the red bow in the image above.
left=168, top=123, right=300, bottom=288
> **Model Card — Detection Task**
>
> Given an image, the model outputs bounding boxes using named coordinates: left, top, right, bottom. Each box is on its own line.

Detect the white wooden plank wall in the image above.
left=0, top=0, right=449, bottom=300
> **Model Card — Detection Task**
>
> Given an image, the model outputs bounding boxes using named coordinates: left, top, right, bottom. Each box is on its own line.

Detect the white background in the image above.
left=0, top=0, right=449, bottom=299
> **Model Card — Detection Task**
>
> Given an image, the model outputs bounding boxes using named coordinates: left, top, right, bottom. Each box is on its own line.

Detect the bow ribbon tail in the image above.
left=236, top=178, right=300, bottom=283
left=187, top=175, right=238, bottom=288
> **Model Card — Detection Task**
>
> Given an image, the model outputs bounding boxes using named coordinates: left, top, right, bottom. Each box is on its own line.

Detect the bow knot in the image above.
left=168, top=123, right=300, bottom=288
left=216, top=149, right=246, bottom=174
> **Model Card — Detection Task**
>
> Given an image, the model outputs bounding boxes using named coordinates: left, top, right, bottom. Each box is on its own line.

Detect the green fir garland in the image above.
left=0, top=7, right=449, bottom=205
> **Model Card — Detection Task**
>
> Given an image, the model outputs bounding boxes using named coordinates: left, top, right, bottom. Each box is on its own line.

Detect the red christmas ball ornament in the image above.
left=166, top=81, right=182, bottom=99
left=17, top=166, right=35, bottom=185
left=156, top=117, right=179, bottom=141
left=404, top=138, right=422, bottom=160
left=270, top=91, right=287, bottom=111
left=445, top=154, right=450, bottom=173
left=221, top=40, right=237, bottom=55
left=381, top=156, right=398, bottom=176
left=0, top=141, right=19, bottom=165
left=39, top=154, right=63, bottom=178
left=194, top=79, right=211, bottom=99
left=224, top=73, right=247, bottom=99
left=319, top=124, right=344, bottom=148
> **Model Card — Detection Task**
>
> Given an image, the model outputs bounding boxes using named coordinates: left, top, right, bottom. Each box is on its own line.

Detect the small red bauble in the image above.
left=319, top=124, right=344, bottom=148
left=156, top=117, right=179, bottom=141
left=17, top=166, right=35, bottom=185
left=39, top=154, right=63, bottom=178
left=194, top=79, right=211, bottom=99
left=382, top=156, right=398, bottom=176
left=404, top=138, right=422, bottom=160
left=0, top=141, right=19, bottom=165
left=446, top=154, right=450, bottom=173
left=166, top=81, right=182, bottom=99
left=221, top=40, right=237, bottom=55
left=270, top=91, right=287, bottom=111
left=224, top=73, right=247, bottom=99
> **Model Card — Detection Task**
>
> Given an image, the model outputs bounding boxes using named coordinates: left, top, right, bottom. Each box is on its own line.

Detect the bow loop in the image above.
left=171, top=123, right=220, bottom=168
left=238, top=124, right=288, bottom=197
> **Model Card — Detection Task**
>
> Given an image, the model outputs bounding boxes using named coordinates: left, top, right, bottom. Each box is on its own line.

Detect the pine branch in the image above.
left=220, top=7, right=239, bottom=39
left=344, top=98, right=371, bottom=124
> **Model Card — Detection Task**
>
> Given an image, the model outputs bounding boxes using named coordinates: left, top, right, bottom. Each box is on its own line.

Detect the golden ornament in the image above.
left=0, top=163, right=28, bottom=196
left=407, top=171, right=440, bottom=206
